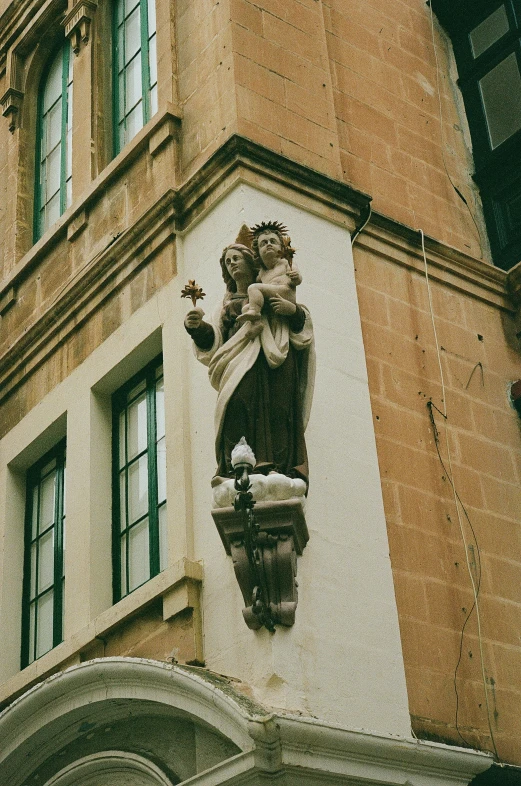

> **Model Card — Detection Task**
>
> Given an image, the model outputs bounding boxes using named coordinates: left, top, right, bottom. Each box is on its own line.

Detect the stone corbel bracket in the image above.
left=1, top=88, right=24, bottom=133
left=63, top=0, right=98, bottom=54
left=212, top=498, right=309, bottom=630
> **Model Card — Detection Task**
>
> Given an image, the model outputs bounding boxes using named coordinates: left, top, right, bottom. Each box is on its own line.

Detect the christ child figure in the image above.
left=237, top=221, right=301, bottom=323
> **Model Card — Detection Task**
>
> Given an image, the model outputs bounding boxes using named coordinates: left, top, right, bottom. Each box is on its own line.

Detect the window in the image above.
left=113, top=0, right=158, bottom=154
left=112, top=356, right=166, bottom=601
left=432, top=0, right=521, bottom=269
left=21, top=441, right=66, bottom=668
left=34, top=43, right=73, bottom=241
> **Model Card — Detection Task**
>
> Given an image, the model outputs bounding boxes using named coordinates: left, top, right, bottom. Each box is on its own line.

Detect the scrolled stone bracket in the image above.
left=212, top=498, right=309, bottom=631
left=63, top=0, right=98, bottom=54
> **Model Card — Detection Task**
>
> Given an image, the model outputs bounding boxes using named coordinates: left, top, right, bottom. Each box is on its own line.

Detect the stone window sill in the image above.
left=0, top=557, right=201, bottom=709
left=0, top=103, right=181, bottom=306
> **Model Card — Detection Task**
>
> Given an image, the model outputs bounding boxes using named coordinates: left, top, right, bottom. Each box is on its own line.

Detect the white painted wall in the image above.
left=0, top=182, right=410, bottom=737
left=181, top=184, right=411, bottom=736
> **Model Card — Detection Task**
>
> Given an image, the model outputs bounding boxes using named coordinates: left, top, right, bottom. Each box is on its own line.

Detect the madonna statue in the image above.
left=184, top=222, right=315, bottom=487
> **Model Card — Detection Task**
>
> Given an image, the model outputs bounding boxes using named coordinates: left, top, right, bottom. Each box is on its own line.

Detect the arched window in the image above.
left=113, top=0, right=158, bottom=155
left=34, top=43, right=73, bottom=241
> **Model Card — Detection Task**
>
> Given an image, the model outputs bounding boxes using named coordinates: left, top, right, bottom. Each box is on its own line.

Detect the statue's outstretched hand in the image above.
left=269, top=294, right=297, bottom=315
left=184, top=307, right=205, bottom=330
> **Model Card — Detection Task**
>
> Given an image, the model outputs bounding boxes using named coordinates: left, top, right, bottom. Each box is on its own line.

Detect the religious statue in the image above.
left=183, top=221, right=315, bottom=490
left=183, top=221, right=315, bottom=629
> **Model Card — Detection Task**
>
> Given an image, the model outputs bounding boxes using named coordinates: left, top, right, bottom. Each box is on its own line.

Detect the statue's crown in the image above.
left=250, top=220, right=288, bottom=238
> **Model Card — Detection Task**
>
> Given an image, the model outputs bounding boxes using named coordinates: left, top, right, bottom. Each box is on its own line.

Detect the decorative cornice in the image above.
left=0, top=132, right=516, bottom=415
left=0, top=0, right=66, bottom=58
left=63, top=0, right=97, bottom=54
left=358, top=210, right=512, bottom=312
left=174, top=134, right=371, bottom=232
left=0, top=190, right=176, bottom=408
left=0, top=0, right=68, bottom=131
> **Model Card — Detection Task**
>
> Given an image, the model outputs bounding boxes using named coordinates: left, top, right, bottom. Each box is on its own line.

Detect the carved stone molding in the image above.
left=212, top=498, right=309, bottom=630
left=63, top=0, right=97, bottom=54
left=0, top=88, right=24, bottom=132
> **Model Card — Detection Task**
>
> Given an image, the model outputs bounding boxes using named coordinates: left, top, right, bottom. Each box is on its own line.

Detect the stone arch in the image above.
left=0, top=658, right=264, bottom=786
left=44, top=751, right=176, bottom=786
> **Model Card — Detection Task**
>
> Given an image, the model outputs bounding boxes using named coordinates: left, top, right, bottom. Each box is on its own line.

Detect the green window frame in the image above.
left=112, top=355, right=166, bottom=601
left=21, top=440, right=66, bottom=668
left=34, top=43, right=73, bottom=242
left=432, top=0, right=521, bottom=270
left=113, top=0, right=158, bottom=155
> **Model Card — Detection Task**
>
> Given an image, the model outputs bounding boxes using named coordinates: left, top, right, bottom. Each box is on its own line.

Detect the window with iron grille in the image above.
left=432, top=0, right=521, bottom=269
left=112, top=355, right=166, bottom=601
left=21, top=440, right=66, bottom=668
left=113, top=0, right=158, bottom=155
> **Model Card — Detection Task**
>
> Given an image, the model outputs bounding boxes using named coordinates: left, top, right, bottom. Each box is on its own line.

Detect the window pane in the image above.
left=157, top=435, right=166, bottom=503
left=36, top=44, right=72, bottom=241
left=128, top=518, right=150, bottom=590
left=38, top=530, right=54, bottom=592
left=125, top=55, right=143, bottom=111
left=43, top=53, right=62, bottom=113
left=118, top=22, right=126, bottom=73
left=127, top=378, right=146, bottom=402
left=126, top=102, right=144, bottom=141
left=45, top=192, right=61, bottom=230
left=46, top=101, right=62, bottom=153
left=149, top=34, right=158, bottom=115
left=125, top=7, right=141, bottom=64
left=66, top=79, right=73, bottom=203
left=40, top=472, right=56, bottom=531
left=156, top=377, right=165, bottom=439
left=31, top=486, right=39, bottom=539
left=41, top=458, right=57, bottom=476
left=158, top=503, right=167, bottom=572
left=121, top=532, right=127, bottom=595
left=47, top=144, right=62, bottom=198
left=29, top=603, right=36, bottom=664
left=470, top=6, right=509, bottom=59
left=119, top=471, right=127, bottom=530
left=128, top=455, right=149, bottom=522
left=125, top=0, right=140, bottom=17
left=479, top=53, right=521, bottom=148
left=127, top=392, right=148, bottom=460
left=148, top=0, right=156, bottom=35
left=36, top=591, right=54, bottom=658
left=119, top=410, right=126, bottom=468
left=30, top=543, right=37, bottom=599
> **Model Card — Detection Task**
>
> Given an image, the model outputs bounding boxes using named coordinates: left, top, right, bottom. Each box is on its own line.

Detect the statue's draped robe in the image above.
left=188, top=294, right=315, bottom=484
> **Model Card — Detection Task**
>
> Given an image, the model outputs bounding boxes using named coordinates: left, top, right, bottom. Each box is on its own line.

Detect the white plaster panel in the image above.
left=181, top=184, right=411, bottom=736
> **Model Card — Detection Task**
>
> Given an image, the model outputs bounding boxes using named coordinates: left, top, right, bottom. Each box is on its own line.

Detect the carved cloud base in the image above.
left=211, top=498, right=309, bottom=630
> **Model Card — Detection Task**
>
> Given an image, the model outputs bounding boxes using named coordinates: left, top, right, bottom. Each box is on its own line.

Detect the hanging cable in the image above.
left=420, top=229, right=499, bottom=758
left=351, top=202, right=372, bottom=247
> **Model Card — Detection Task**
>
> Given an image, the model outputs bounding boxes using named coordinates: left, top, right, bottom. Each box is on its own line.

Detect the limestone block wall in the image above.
left=353, top=231, right=521, bottom=763
left=208, top=0, right=487, bottom=260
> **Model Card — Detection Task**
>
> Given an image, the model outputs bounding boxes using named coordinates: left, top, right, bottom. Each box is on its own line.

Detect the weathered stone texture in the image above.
left=356, top=244, right=521, bottom=762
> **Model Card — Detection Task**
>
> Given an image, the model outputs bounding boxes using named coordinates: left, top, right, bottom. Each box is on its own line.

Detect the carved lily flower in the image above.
left=181, top=279, right=206, bottom=308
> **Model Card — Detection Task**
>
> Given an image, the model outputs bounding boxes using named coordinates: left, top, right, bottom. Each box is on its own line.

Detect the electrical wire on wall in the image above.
left=351, top=203, right=372, bottom=247
left=428, top=1, right=484, bottom=259
left=420, top=229, right=499, bottom=759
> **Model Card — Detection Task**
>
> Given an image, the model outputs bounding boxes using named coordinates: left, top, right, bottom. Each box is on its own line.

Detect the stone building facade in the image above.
left=0, top=0, right=519, bottom=783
